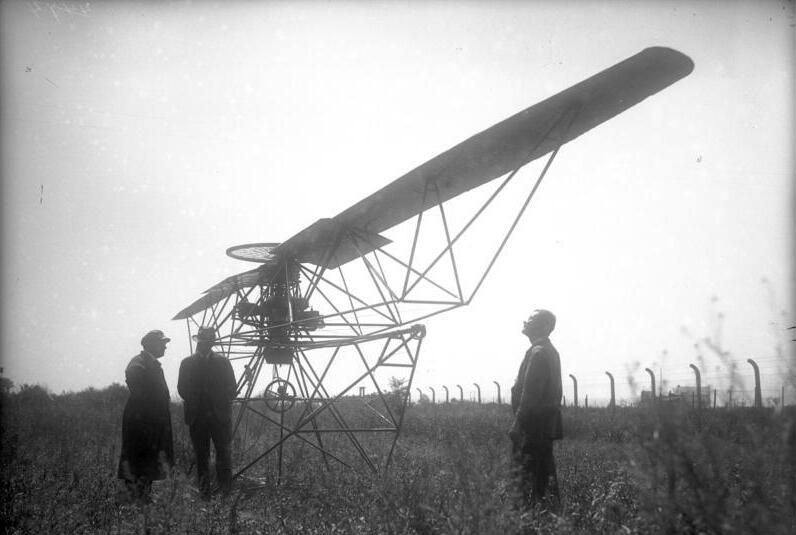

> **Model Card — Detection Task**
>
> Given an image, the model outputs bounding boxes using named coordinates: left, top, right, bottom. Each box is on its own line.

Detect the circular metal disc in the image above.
left=227, top=243, right=279, bottom=264
left=264, top=379, right=296, bottom=413
left=226, top=242, right=281, bottom=263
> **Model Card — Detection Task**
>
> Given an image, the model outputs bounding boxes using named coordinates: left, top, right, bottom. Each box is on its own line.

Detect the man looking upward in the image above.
left=510, top=309, right=563, bottom=505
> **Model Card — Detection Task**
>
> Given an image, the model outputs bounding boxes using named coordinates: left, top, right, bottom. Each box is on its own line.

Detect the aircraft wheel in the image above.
left=264, top=379, right=296, bottom=413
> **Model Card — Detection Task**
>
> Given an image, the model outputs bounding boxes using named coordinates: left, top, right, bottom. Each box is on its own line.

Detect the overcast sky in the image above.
left=1, top=1, right=793, bottom=405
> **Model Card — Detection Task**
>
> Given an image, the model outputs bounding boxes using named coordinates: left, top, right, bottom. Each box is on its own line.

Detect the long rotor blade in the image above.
left=288, top=46, right=693, bottom=266
left=174, top=47, right=693, bottom=318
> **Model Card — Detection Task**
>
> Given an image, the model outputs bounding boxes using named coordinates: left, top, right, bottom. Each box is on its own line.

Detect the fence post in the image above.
left=645, top=368, right=657, bottom=402
left=442, top=385, right=450, bottom=403
left=493, top=381, right=502, bottom=405
left=569, top=374, right=578, bottom=408
left=689, top=363, right=702, bottom=429
left=456, top=384, right=464, bottom=402
left=747, top=358, right=762, bottom=408
left=473, top=383, right=481, bottom=404
left=415, top=387, right=422, bottom=403
left=428, top=387, right=436, bottom=404
left=605, top=371, right=616, bottom=411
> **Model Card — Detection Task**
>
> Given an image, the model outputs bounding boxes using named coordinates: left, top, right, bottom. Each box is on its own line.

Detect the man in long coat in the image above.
left=178, top=326, right=237, bottom=498
left=117, top=329, right=174, bottom=502
left=510, top=309, right=563, bottom=504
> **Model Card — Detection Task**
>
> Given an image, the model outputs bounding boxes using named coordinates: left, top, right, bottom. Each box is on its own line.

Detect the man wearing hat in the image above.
left=118, top=329, right=174, bottom=503
left=510, top=309, right=563, bottom=506
left=178, top=326, right=237, bottom=498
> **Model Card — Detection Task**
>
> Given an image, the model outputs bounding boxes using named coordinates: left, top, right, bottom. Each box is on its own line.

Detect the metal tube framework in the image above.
left=178, top=108, right=577, bottom=481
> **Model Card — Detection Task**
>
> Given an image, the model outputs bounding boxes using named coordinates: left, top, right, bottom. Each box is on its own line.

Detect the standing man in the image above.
left=509, top=309, right=563, bottom=505
left=118, top=329, right=174, bottom=503
left=178, top=326, right=237, bottom=498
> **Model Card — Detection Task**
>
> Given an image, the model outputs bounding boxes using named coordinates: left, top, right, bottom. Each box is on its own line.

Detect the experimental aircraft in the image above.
left=174, top=47, right=693, bottom=481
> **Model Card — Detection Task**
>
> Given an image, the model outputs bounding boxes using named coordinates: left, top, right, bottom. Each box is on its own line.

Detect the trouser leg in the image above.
left=546, top=446, right=559, bottom=501
left=210, top=419, right=232, bottom=495
left=531, top=441, right=552, bottom=500
left=512, top=439, right=534, bottom=502
left=190, top=420, right=211, bottom=498
left=139, top=478, right=152, bottom=502
left=527, top=440, right=558, bottom=503
left=125, top=477, right=152, bottom=502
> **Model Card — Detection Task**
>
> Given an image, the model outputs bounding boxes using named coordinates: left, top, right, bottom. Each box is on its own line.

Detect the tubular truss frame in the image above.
left=179, top=116, right=573, bottom=481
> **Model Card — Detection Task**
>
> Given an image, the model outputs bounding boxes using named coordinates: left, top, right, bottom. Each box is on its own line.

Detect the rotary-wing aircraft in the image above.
left=174, top=47, right=693, bottom=482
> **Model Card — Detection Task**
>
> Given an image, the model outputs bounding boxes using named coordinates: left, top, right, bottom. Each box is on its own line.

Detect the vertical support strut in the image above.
left=747, top=358, right=762, bottom=408
left=605, top=371, right=615, bottom=411
left=569, top=374, right=578, bottom=408
left=645, top=368, right=656, bottom=403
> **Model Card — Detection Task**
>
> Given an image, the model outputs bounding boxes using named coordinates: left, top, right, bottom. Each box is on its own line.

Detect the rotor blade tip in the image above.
left=643, top=46, right=695, bottom=75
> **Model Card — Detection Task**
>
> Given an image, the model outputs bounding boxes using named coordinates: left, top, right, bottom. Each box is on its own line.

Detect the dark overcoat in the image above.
left=511, top=337, right=563, bottom=442
left=177, top=351, right=237, bottom=426
left=117, top=352, right=174, bottom=481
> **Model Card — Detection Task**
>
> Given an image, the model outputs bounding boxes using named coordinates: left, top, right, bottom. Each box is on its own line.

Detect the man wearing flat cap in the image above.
left=118, top=329, right=174, bottom=503
left=178, top=326, right=237, bottom=498
left=510, top=309, right=563, bottom=505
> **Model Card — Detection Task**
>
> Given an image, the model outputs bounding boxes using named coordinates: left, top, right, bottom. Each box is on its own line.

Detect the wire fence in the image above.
left=409, top=358, right=795, bottom=408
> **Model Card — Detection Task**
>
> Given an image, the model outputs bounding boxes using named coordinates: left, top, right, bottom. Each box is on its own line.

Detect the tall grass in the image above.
left=1, top=384, right=794, bottom=533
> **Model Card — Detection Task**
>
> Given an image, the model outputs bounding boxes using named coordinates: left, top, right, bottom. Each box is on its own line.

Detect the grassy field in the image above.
left=1, top=384, right=794, bottom=534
